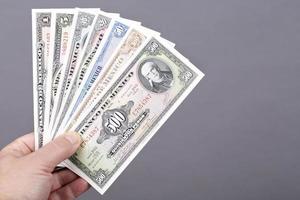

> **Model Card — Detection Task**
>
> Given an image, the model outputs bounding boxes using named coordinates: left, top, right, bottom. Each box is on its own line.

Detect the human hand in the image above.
left=0, top=132, right=90, bottom=200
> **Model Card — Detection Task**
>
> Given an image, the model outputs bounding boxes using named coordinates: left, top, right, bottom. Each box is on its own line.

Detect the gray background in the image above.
left=0, top=0, right=299, bottom=199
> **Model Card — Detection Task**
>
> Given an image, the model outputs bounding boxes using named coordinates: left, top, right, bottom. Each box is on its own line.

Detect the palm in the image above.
left=0, top=133, right=89, bottom=200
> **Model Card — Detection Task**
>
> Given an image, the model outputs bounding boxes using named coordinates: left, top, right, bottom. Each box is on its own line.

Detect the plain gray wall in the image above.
left=1, top=0, right=300, bottom=199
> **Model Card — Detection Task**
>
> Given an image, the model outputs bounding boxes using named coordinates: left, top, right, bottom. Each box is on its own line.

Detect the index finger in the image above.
left=0, top=133, right=35, bottom=157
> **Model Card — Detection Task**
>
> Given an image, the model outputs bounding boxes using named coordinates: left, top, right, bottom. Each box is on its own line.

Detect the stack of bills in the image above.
left=32, top=8, right=204, bottom=194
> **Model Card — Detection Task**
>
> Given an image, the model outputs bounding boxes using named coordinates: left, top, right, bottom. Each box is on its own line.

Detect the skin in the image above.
left=0, top=132, right=90, bottom=200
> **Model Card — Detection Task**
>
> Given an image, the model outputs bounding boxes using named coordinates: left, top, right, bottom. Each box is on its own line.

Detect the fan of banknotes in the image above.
left=32, top=8, right=204, bottom=194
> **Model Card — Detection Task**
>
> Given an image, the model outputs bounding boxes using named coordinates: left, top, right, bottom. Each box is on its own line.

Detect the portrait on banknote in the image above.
left=138, top=58, right=173, bottom=93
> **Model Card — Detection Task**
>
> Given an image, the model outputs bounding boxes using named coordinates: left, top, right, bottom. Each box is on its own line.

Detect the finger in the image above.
left=49, top=178, right=90, bottom=200
left=51, top=169, right=79, bottom=191
left=0, top=133, right=34, bottom=157
left=30, top=132, right=82, bottom=172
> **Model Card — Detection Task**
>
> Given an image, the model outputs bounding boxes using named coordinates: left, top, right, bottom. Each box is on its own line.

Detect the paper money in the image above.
left=43, top=10, right=75, bottom=144
left=32, top=7, right=205, bottom=195
left=32, top=10, right=53, bottom=149
left=49, top=10, right=97, bottom=135
left=50, top=13, right=114, bottom=137
left=63, top=37, right=204, bottom=194
left=52, top=20, right=131, bottom=138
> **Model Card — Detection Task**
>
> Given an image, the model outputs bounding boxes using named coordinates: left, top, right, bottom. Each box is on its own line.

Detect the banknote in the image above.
left=63, top=37, right=204, bottom=194
left=60, top=28, right=157, bottom=134
left=43, top=10, right=76, bottom=144
left=50, top=13, right=114, bottom=137
left=32, top=10, right=53, bottom=149
left=51, top=20, right=132, bottom=138
left=49, top=10, right=97, bottom=135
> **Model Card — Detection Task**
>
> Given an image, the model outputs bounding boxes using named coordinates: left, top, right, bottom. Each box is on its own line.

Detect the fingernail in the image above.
left=64, top=132, right=81, bottom=145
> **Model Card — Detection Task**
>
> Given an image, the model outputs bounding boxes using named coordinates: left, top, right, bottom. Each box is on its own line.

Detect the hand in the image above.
left=0, top=132, right=90, bottom=200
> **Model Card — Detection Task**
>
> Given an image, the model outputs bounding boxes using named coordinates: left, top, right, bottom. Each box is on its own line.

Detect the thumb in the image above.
left=31, top=132, right=82, bottom=172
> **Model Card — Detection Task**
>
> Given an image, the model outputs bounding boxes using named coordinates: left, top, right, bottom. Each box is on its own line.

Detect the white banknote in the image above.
left=32, top=9, right=53, bottom=149
left=63, top=36, right=204, bottom=194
